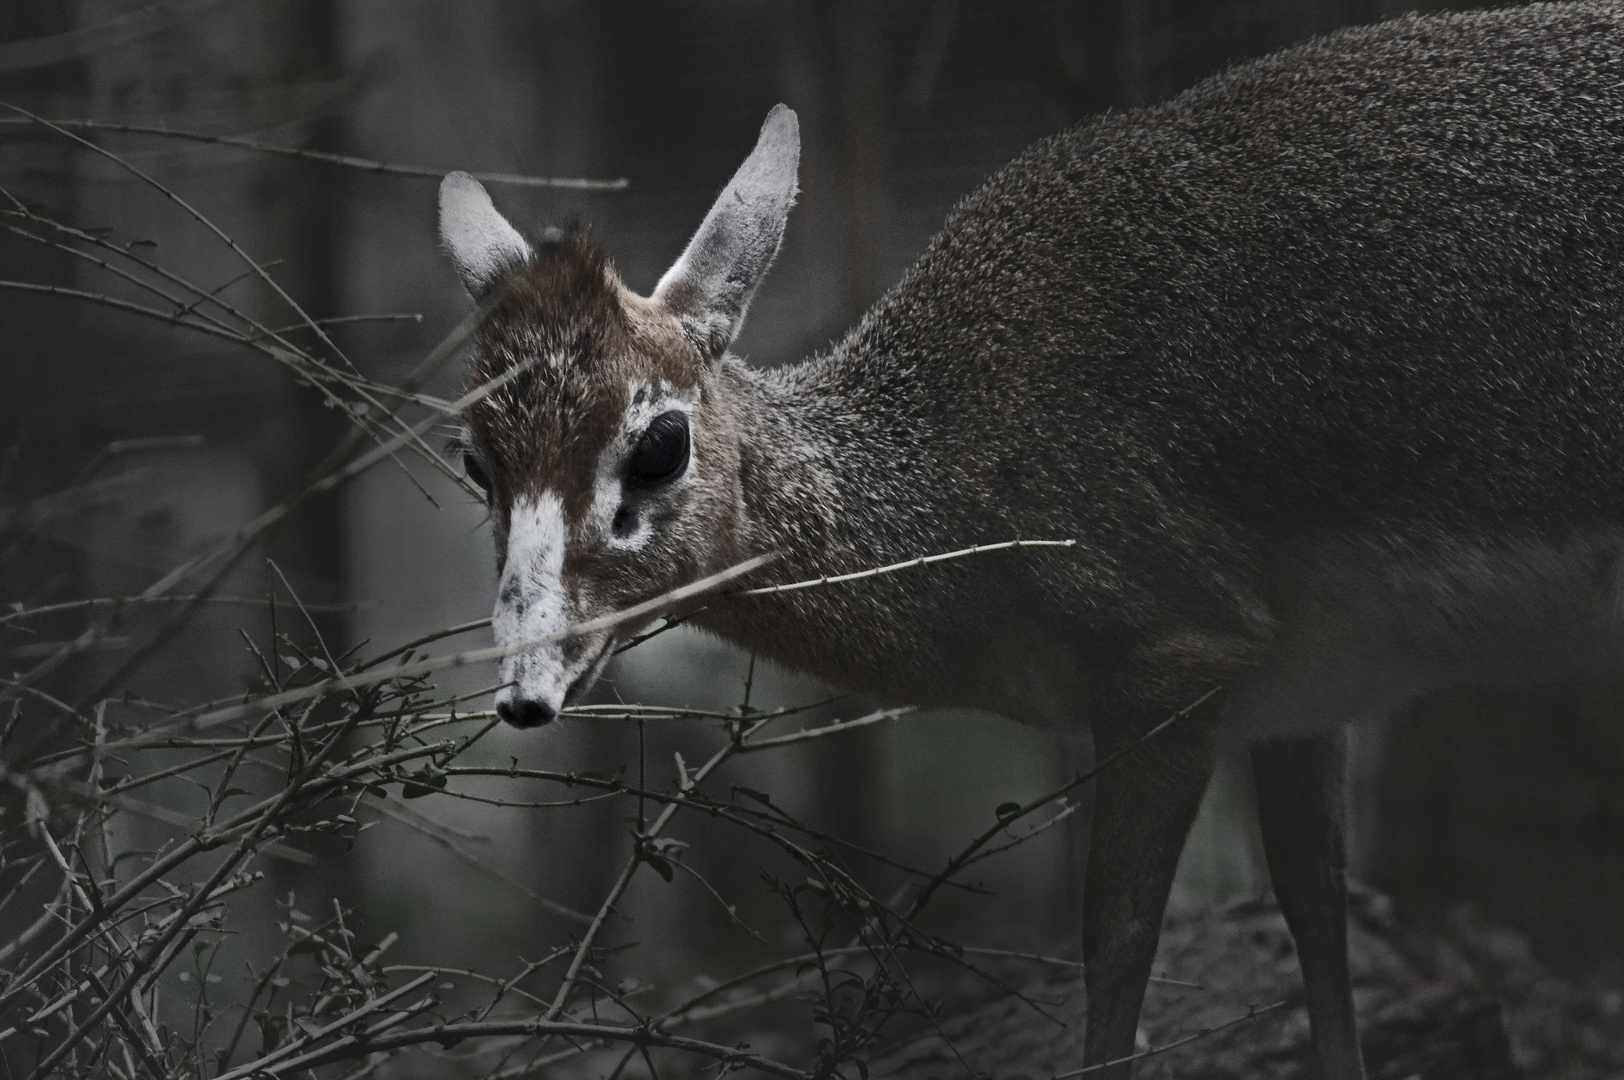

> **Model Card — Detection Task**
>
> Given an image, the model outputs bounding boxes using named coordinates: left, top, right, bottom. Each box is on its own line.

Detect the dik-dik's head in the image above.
left=439, top=106, right=798, bottom=728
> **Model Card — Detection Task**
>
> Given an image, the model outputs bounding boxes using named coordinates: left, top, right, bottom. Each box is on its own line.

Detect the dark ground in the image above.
left=870, top=884, right=1624, bottom=1080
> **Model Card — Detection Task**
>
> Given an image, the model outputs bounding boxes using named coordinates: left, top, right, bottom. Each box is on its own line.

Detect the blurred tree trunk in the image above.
left=251, top=0, right=345, bottom=632
left=824, top=0, right=891, bottom=317
left=1046, top=0, right=1154, bottom=116
left=784, top=1, right=892, bottom=327
left=248, top=0, right=356, bottom=916
left=0, top=4, right=80, bottom=461
left=780, top=0, right=893, bottom=863
left=0, top=6, right=85, bottom=1075
left=0, top=0, right=78, bottom=837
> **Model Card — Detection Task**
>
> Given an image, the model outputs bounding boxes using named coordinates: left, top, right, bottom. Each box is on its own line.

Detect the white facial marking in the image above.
left=589, top=379, right=699, bottom=552
left=493, top=492, right=571, bottom=711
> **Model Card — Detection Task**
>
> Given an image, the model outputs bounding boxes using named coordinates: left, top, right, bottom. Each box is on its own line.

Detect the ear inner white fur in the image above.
left=438, top=171, right=534, bottom=297
left=653, top=104, right=800, bottom=358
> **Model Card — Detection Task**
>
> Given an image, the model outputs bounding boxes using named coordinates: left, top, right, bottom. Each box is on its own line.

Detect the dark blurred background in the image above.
left=5, top=0, right=1624, bottom=1071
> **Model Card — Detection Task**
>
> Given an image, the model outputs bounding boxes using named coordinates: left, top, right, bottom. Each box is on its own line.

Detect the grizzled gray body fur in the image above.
left=440, top=4, right=1624, bottom=1077
left=716, top=3, right=1624, bottom=733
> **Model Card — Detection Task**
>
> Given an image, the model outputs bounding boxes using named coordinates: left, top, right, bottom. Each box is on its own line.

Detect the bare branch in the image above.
left=0, top=117, right=631, bottom=189
left=1048, top=1000, right=1288, bottom=1079
left=732, top=538, right=1077, bottom=597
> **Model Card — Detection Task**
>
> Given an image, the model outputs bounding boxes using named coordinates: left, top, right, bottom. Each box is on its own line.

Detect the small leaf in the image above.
left=400, top=768, right=447, bottom=798
left=734, top=787, right=773, bottom=805
left=995, top=802, right=1022, bottom=820
left=645, top=854, right=674, bottom=882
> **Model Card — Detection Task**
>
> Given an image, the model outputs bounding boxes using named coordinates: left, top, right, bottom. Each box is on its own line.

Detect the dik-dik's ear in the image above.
left=654, top=104, right=799, bottom=359
left=439, top=171, right=533, bottom=298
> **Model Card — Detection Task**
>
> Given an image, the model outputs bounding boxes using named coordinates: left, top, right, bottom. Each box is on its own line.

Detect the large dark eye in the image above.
left=627, top=411, right=690, bottom=486
left=464, top=451, right=492, bottom=497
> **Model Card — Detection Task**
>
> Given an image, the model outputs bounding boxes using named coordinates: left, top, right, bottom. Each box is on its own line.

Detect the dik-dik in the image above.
left=436, top=4, right=1624, bottom=1077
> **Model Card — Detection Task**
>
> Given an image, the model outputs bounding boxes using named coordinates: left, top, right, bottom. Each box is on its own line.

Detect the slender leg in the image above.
left=1082, top=709, right=1217, bottom=1080
left=1251, top=729, right=1367, bottom=1080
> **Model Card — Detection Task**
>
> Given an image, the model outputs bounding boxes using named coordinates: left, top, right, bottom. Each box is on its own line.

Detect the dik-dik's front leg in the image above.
left=1251, top=729, right=1367, bottom=1080
left=1082, top=706, right=1218, bottom=1080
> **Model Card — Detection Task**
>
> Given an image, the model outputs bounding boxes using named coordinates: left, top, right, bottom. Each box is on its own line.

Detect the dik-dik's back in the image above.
left=798, top=0, right=1624, bottom=729
left=891, top=2, right=1624, bottom=534
left=438, top=5, right=1624, bottom=1077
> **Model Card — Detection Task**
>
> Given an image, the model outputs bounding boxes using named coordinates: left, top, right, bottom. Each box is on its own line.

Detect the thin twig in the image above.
left=0, top=593, right=359, bottom=625
left=211, top=972, right=437, bottom=1080
left=231, top=1017, right=808, bottom=1079
left=542, top=721, right=768, bottom=1022
left=905, top=687, right=1220, bottom=920
left=0, top=118, right=630, bottom=189
left=361, top=798, right=593, bottom=926
left=1049, top=1000, right=1288, bottom=1079
left=1, top=102, right=352, bottom=371
left=182, top=553, right=775, bottom=732
left=732, top=539, right=1076, bottom=596
left=738, top=706, right=913, bottom=751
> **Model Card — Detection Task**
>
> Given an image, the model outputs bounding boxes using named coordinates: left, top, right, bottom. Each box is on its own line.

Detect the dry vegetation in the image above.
left=0, top=113, right=1207, bottom=1080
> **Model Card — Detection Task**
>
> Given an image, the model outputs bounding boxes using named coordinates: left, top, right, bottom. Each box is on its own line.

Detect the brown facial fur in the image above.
left=464, top=230, right=703, bottom=563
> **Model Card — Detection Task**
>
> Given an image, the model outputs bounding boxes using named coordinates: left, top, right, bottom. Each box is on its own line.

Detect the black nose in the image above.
left=497, top=698, right=556, bottom=728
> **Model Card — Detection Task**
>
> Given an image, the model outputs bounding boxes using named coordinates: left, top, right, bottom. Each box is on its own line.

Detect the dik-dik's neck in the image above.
left=721, top=356, right=857, bottom=580
left=697, top=352, right=1067, bottom=712
left=693, top=352, right=921, bottom=690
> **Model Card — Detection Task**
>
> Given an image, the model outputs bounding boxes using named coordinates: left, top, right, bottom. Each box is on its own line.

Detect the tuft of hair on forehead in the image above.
left=473, top=226, right=623, bottom=378
left=464, top=227, right=634, bottom=462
